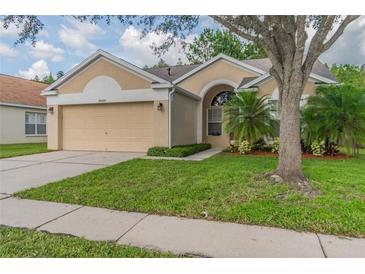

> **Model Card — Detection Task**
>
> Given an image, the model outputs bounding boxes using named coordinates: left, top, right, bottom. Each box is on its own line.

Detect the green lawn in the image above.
left=0, top=226, right=176, bottom=258
left=16, top=150, right=365, bottom=237
left=0, top=143, right=48, bottom=159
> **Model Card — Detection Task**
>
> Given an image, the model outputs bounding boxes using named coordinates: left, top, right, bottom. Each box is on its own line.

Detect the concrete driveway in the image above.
left=0, top=151, right=144, bottom=194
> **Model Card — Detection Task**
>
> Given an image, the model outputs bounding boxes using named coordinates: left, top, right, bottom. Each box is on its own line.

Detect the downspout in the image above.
left=168, top=87, right=176, bottom=148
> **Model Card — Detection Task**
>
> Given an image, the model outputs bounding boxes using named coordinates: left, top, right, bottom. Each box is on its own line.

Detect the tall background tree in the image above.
left=186, top=28, right=266, bottom=64
left=3, top=15, right=359, bottom=189
left=56, top=71, right=65, bottom=79
left=32, top=73, right=55, bottom=84
left=330, top=64, right=365, bottom=87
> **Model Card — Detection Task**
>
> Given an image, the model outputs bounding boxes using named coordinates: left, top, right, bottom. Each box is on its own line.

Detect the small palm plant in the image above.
left=301, top=84, right=365, bottom=156
left=223, top=91, right=277, bottom=144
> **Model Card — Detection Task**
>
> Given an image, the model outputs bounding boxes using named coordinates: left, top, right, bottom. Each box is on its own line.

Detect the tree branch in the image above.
left=210, top=16, right=260, bottom=43
left=322, top=15, right=360, bottom=51
left=304, top=16, right=359, bottom=79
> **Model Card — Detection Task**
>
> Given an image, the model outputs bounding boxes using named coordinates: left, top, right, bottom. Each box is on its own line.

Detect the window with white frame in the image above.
left=207, top=91, right=235, bottom=136
left=25, top=112, right=46, bottom=135
left=207, top=107, right=222, bottom=136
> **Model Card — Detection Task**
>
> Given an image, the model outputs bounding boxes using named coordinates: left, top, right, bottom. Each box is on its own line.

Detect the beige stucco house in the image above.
left=42, top=49, right=337, bottom=152
left=0, top=74, right=48, bottom=144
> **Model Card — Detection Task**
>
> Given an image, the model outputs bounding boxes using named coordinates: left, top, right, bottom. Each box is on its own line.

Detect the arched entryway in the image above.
left=202, top=84, right=235, bottom=147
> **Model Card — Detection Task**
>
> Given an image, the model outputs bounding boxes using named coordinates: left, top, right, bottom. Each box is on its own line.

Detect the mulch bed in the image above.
left=222, top=151, right=351, bottom=159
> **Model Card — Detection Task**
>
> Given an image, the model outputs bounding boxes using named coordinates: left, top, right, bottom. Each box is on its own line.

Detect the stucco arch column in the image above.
left=197, top=79, right=238, bottom=143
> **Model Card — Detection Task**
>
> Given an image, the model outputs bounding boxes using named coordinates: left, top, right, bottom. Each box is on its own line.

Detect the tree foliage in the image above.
left=56, top=71, right=64, bottom=79
left=301, top=84, right=365, bottom=156
left=42, top=73, right=55, bottom=84
left=224, top=92, right=277, bottom=144
left=331, top=64, right=365, bottom=87
left=186, top=28, right=266, bottom=64
left=33, top=73, right=56, bottom=84
left=153, top=58, right=169, bottom=68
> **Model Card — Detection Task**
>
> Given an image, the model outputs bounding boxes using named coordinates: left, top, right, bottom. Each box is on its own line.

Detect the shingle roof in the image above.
left=145, top=57, right=336, bottom=84
left=241, top=58, right=337, bottom=82
left=145, top=64, right=201, bottom=82
left=0, top=74, right=47, bottom=107
left=238, top=76, right=259, bottom=88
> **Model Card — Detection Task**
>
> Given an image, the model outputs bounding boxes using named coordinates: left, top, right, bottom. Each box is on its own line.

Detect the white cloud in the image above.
left=38, top=29, right=49, bottom=37
left=18, top=59, right=50, bottom=79
left=0, top=42, right=18, bottom=57
left=58, top=18, right=105, bottom=51
left=29, top=40, right=64, bottom=62
left=119, top=26, right=195, bottom=67
left=320, top=16, right=365, bottom=65
left=0, top=21, right=21, bottom=37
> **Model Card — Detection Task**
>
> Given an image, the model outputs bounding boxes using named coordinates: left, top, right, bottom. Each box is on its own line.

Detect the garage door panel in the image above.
left=62, top=103, right=153, bottom=152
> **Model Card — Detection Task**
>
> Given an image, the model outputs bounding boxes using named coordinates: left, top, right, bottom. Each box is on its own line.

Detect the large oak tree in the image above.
left=186, top=28, right=266, bottom=64
left=3, top=15, right=359, bottom=189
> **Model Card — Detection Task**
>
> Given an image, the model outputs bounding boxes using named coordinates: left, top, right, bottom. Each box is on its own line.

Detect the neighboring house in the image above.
left=0, top=74, right=48, bottom=144
left=42, top=49, right=337, bottom=152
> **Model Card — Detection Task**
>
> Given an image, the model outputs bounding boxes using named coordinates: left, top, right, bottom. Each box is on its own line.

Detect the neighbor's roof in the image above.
left=0, top=74, right=47, bottom=107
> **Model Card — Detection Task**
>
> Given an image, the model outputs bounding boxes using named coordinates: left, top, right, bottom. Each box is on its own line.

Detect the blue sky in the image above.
left=0, top=16, right=364, bottom=80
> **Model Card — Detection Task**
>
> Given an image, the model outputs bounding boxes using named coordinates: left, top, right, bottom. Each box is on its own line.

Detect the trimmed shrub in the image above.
left=238, top=140, right=251, bottom=154
left=147, top=143, right=211, bottom=157
left=222, top=147, right=231, bottom=153
left=146, top=146, right=167, bottom=156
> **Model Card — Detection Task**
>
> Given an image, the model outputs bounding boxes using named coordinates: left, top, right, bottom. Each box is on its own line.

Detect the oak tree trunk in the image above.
left=276, top=83, right=306, bottom=183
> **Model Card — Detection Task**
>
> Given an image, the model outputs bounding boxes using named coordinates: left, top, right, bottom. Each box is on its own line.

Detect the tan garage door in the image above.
left=62, top=102, right=153, bottom=152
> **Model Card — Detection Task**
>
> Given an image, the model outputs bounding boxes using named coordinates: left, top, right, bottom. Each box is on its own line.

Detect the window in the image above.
left=207, top=107, right=222, bottom=136
left=207, top=91, right=234, bottom=136
left=211, top=91, right=234, bottom=106
left=25, top=112, right=46, bottom=135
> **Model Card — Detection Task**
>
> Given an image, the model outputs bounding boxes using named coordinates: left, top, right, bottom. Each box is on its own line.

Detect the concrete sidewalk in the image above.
left=1, top=196, right=364, bottom=258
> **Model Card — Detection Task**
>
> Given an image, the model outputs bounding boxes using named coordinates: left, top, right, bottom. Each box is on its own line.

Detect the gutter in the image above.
left=41, top=89, right=58, bottom=96
left=0, top=102, right=47, bottom=110
left=168, top=87, right=176, bottom=148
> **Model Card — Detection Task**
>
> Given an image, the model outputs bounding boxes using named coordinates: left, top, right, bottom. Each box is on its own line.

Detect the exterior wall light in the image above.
left=157, top=102, right=163, bottom=111
left=48, top=106, right=54, bottom=114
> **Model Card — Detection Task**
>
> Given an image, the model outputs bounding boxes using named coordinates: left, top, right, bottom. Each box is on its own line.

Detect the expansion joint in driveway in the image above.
left=45, top=152, right=97, bottom=163
left=53, top=161, right=106, bottom=166
left=35, top=205, right=84, bottom=230
left=0, top=161, right=43, bottom=172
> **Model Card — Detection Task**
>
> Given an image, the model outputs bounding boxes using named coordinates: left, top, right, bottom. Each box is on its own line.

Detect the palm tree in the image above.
left=223, top=91, right=277, bottom=144
left=301, top=84, right=365, bottom=156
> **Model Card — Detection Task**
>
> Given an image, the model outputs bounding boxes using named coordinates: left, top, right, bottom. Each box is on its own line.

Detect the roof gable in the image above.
left=239, top=58, right=337, bottom=89
left=172, top=54, right=266, bottom=85
left=145, top=64, right=201, bottom=82
left=42, top=49, right=168, bottom=95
